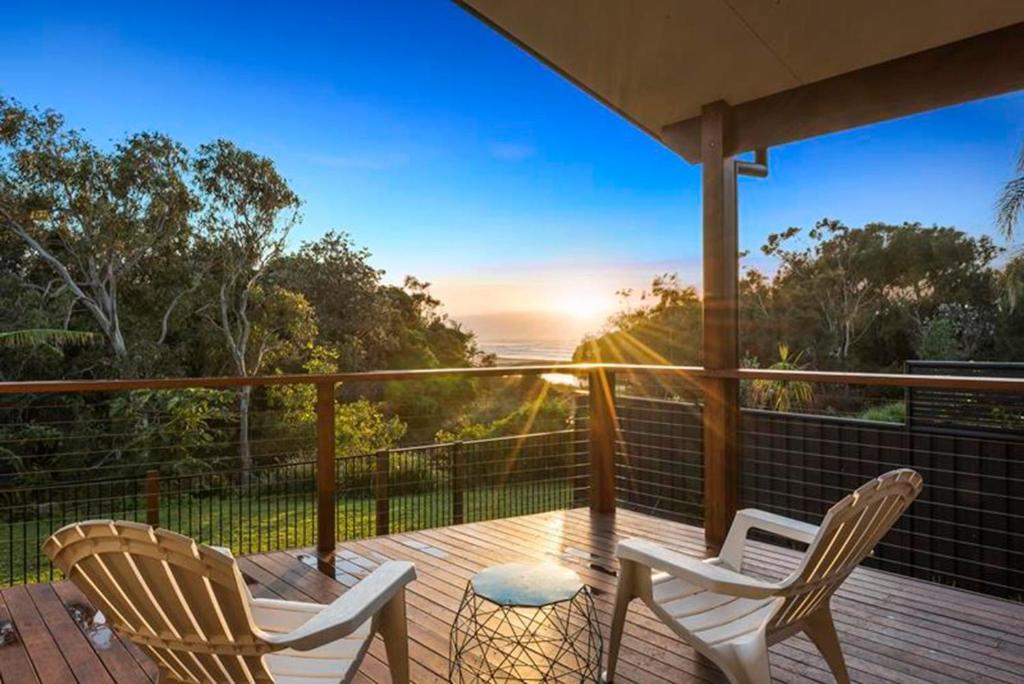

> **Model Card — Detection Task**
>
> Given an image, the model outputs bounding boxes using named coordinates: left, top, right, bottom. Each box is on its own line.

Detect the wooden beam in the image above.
left=375, top=450, right=391, bottom=537
left=700, top=102, right=740, bottom=550
left=663, top=22, right=1024, bottom=163
left=145, top=470, right=160, bottom=528
left=588, top=369, right=617, bottom=514
left=315, top=381, right=337, bottom=554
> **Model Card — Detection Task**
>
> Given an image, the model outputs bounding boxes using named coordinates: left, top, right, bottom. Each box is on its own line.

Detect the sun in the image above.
left=550, top=290, right=611, bottom=321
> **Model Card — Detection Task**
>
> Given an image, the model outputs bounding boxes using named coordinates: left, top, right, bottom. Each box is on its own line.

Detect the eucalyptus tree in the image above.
left=276, top=231, right=387, bottom=370
left=192, top=140, right=305, bottom=479
left=0, top=97, right=195, bottom=375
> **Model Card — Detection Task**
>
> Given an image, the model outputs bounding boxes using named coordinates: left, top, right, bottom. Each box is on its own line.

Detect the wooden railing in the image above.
left=1, top=363, right=1022, bottom=552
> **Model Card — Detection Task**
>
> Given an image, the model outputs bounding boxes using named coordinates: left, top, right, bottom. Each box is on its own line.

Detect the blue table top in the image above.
left=470, top=563, right=584, bottom=607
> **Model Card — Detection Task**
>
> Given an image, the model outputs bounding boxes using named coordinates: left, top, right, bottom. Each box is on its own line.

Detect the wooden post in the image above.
left=145, top=469, right=160, bottom=527
left=375, top=450, right=390, bottom=537
left=701, top=101, right=740, bottom=549
left=588, top=369, right=617, bottom=513
left=315, top=382, right=337, bottom=555
left=451, top=441, right=464, bottom=525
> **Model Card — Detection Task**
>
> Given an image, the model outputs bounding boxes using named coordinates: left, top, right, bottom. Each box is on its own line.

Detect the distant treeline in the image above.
left=576, top=219, right=1024, bottom=373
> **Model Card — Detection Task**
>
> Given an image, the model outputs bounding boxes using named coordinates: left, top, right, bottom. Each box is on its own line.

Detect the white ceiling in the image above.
left=461, top=0, right=1024, bottom=139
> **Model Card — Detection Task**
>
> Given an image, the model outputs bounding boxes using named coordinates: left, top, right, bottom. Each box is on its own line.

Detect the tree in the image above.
left=762, top=220, right=886, bottom=368
left=752, top=220, right=999, bottom=369
left=268, top=346, right=407, bottom=459
left=193, top=140, right=303, bottom=479
left=276, top=231, right=387, bottom=370
left=574, top=273, right=702, bottom=365
left=0, top=97, right=194, bottom=374
left=583, top=220, right=1006, bottom=375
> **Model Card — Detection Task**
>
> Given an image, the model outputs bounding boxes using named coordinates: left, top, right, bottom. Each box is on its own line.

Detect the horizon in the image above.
left=3, top=0, right=1023, bottom=350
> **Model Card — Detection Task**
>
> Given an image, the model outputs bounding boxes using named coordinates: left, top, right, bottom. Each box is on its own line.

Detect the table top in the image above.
left=470, top=563, right=584, bottom=607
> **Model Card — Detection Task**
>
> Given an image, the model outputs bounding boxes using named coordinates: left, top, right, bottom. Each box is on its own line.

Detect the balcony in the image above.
left=0, top=363, right=1020, bottom=682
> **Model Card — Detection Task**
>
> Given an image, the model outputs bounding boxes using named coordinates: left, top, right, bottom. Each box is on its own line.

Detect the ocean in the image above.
left=477, top=339, right=579, bottom=362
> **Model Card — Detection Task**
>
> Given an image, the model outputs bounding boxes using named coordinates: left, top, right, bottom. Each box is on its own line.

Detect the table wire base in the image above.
left=449, top=581, right=602, bottom=683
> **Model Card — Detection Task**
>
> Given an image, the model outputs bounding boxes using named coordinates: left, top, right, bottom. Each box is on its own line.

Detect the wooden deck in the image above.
left=0, top=508, right=1021, bottom=683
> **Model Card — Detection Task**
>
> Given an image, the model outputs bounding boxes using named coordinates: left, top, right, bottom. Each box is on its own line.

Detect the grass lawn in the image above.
left=0, top=479, right=578, bottom=586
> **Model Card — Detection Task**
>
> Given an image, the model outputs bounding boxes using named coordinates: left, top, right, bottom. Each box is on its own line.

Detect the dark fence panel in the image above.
left=907, top=361, right=1024, bottom=435
left=614, top=395, right=703, bottom=525
left=610, top=394, right=1023, bottom=599
left=741, top=409, right=1023, bottom=598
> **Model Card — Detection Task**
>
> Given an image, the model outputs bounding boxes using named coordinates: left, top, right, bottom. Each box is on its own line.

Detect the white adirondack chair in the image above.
left=605, top=469, right=923, bottom=684
left=43, top=520, right=416, bottom=684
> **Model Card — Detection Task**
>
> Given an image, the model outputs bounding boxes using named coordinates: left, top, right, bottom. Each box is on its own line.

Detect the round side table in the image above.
left=449, top=563, right=602, bottom=683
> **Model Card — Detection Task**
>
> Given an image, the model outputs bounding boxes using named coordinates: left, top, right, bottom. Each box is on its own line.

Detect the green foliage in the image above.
left=574, top=274, right=701, bottom=365
left=434, top=393, right=576, bottom=487
left=916, top=315, right=963, bottom=361
left=276, top=231, right=386, bottom=370
left=859, top=402, right=906, bottom=424
left=436, top=395, right=573, bottom=442
left=997, top=142, right=1024, bottom=241
left=109, top=388, right=236, bottom=477
left=0, top=329, right=102, bottom=349
left=578, top=220, right=1022, bottom=377
left=750, top=344, right=814, bottom=413
left=0, top=96, right=194, bottom=371
left=336, top=400, right=407, bottom=457
left=266, top=348, right=407, bottom=458
left=0, top=97, right=489, bottom=486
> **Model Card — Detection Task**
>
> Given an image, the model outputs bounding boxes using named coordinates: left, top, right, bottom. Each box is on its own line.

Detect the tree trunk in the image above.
left=238, top=385, right=253, bottom=483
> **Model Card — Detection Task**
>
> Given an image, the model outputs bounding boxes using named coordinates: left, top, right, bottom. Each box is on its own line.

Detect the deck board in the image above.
left=1, top=508, right=1021, bottom=683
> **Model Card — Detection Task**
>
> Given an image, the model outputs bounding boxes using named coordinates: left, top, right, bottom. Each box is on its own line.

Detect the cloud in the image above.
left=305, top=150, right=410, bottom=171
left=490, top=142, right=535, bottom=161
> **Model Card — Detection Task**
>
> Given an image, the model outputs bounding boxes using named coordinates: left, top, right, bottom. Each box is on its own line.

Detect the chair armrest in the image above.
left=262, top=561, right=416, bottom=651
left=719, top=508, right=819, bottom=570
left=617, top=538, right=778, bottom=599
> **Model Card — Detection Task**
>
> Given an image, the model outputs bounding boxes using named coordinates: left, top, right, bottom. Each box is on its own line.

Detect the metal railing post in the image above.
left=588, top=369, right=617, bottom=513
left=451, top=441, right=464, bottom=525
left=315, top=381, right=337, bottom=555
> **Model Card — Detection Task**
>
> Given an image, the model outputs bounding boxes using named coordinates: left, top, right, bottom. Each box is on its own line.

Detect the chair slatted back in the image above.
left=43, top=520, right=274, bottom=683
left=769, top=469, right=923, bottom=631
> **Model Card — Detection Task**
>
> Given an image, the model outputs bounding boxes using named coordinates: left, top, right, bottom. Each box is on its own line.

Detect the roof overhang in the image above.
left=456, top=1, right=1024, bottom=163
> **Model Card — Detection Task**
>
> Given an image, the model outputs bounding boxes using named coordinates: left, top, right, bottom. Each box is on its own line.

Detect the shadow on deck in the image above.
left=0, top=508, right=1021, bottom=683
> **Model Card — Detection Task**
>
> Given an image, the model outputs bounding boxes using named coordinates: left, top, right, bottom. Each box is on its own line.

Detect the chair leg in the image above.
left=717, top=637, right=771, bottom=684
left=803, top=608, right=850, bottom=684
left=603, top=559, right=637, bottom=683
left=378, top=590, right=410, bottom=684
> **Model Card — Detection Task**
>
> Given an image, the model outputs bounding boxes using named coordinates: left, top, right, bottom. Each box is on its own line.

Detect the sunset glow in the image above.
left=550, top=289, right=613, bottom=320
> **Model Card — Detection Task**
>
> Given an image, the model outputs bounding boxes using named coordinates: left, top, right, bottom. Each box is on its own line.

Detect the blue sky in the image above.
left=2, top=0, right=1023, bottom=328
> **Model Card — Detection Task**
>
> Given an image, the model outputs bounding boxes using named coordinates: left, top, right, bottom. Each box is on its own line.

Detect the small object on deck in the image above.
left=0, top=620, right=17, bottom=646
left=65, top=601, right=113, bottom=650
left=450, top=562, right=602, bottom=682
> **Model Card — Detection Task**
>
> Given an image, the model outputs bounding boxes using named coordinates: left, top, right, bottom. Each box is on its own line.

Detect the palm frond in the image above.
left=0, top=329, right=103, bottom=349
left=997, top=176, right=1024, bottom=241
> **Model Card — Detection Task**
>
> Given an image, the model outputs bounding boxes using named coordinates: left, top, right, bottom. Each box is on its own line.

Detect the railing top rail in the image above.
left=720, top=368, right=1024, bottom=393
left=0, top=364, right=603, bottom=395
left=0, top=363, right=1021, bottom=395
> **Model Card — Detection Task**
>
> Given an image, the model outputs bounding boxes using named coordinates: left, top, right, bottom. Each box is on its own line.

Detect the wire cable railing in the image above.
left=0, top=363, right=1021, bottom=600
